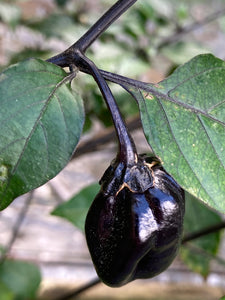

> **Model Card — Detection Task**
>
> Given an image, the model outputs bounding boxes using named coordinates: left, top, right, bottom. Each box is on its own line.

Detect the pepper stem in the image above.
left=78, top=53, right=137, bottom=164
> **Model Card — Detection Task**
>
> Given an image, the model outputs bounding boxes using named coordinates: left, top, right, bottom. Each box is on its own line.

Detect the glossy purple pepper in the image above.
left=85, top=155, right=185, bottom=287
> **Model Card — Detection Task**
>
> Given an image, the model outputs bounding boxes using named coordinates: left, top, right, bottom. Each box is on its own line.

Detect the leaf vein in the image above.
left=0, top=138, right=26, bottom=156
left=197, top=115, right=225, bottom=194
left=152, top=91, right=225, bottom=127
left=165, top=66, right=225, bottom=94
left=157, top=98, right=211, bottom=201
left=54, top=93, right=70, bottom=143
left=39, top=121, right=50, bottom=179
left=1, top=84, right=57, bottom=104
left=1, top=101, right=46, bottom=127
left=206, top=98, right=225, bottom=113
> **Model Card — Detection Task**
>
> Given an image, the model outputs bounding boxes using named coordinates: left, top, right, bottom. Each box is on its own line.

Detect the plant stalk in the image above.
left=77, top=52, right=137, bottom=164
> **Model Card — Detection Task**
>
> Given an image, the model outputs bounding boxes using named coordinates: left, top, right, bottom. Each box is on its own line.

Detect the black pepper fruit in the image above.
left=85, top=155, right=185, bottom=287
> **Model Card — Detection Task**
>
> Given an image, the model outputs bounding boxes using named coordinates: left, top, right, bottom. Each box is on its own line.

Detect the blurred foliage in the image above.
left=0, top=0, right=224, bottom=130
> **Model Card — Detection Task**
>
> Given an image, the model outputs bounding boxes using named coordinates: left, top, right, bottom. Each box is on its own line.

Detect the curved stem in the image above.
left=76, top=52, right=137, bottom=164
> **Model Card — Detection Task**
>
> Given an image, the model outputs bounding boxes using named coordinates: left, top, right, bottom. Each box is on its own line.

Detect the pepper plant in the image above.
left=0, top=0, right=225, bottom=296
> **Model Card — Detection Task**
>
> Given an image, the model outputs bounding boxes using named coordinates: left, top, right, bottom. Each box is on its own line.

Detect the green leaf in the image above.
left=0, top=58, right=84, bottom=210
left=122, top=54, right=225, bottom=213
left=52, top=183, right=99, bottom=231
left=220, top=296, right=225, bottom=300
left=180, top=192, right=222, bottom=278
left=0, top=260, right=41, bottom=300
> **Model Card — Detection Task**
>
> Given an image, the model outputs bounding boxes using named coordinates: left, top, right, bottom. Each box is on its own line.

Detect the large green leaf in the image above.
left=122, top=54, right=225, bottom=213
left=0, top=58, right=84, bottom=210
left=52, top=183, right=99, bottom=231
left=180, top=192, right=222, bottom=278
left=0, top=260, right=41, bottom=300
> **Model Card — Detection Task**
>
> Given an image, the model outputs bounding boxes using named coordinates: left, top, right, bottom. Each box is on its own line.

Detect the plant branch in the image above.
left=79, top=65, right=153, bottom=89
left=47, top=0, right=137, bottom=67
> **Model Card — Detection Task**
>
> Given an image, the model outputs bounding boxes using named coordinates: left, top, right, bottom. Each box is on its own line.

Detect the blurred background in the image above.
left=1, top=0, right=225, bottom=299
